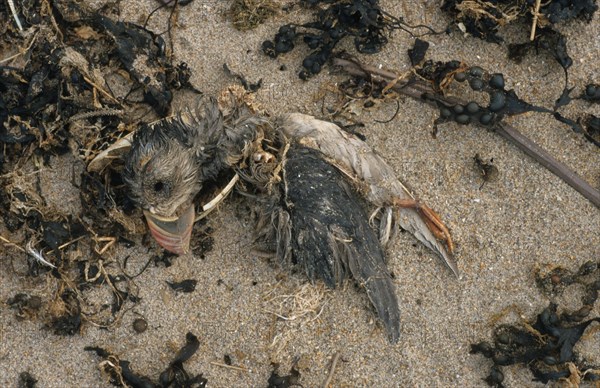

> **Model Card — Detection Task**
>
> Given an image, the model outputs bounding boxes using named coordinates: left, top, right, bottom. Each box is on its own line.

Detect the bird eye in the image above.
left=153, top=181, right=165, bottom=192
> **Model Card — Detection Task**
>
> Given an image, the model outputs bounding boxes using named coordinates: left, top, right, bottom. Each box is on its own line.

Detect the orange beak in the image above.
left=143, top=206, right=195, bottom=255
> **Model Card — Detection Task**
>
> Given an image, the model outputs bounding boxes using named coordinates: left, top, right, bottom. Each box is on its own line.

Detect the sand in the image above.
left=1, top=1, right=599, bottom=387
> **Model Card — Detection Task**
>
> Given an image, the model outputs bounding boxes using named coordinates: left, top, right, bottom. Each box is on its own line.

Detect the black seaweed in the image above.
left=166, top=279, right=198, bottom=293
left=85, top=332, right=206, bottom=387
left=262, top=0, right=420, bottom=79
left=582, top=83, right=600, bottom=103
left=417, top=61, right=551, bottom=135
left=471, top=260, right=600, bottom=386
left=508, top=28, right=572, bottom=72
left=267, top=363, right=302, bottom=388
left=442, top=0, right=597, bottom=43
left=407, top=38, right=430, bottom=67
left=18, top=372, right=38, bottom=388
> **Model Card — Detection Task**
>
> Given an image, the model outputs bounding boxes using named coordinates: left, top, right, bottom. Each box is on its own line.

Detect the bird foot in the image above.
left=392, top=198, right=454, bottom=254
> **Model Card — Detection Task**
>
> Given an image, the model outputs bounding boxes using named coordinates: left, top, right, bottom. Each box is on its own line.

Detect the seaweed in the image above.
left=166, top=279, right=198, bottom=293
left=442, top=0, right=597, bottom=43
left=471, top=260, right=600, bottom=386
left=262, top=0, right=434, bottom=79
left=85, top=332, right=206, bottom=387
left=417, top=60, right=551, bottom=135
left=17, top=372, right=38, bottom=388
left=227, top=0, right=279, bottom=31
left=582, top=83, right=600, bottom=103
left=267, top=363, right=302, bottom=388
left=407, top=38, right=430, bottom=67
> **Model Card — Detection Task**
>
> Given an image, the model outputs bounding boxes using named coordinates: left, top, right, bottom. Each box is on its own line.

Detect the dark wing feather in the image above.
left=277, top=145, right=400, bottom=342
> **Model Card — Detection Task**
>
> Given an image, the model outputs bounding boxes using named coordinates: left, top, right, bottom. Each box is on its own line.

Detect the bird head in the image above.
left=123, top=99, right=225, bottom=254
left=123, top=96, right=261, bottom=254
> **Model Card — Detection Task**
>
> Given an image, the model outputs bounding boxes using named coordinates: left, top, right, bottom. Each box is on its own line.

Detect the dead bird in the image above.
left=96, top=91, right=457, bottom=343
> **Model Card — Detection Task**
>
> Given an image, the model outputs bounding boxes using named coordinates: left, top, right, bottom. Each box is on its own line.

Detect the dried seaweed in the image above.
left=471, top=260, right=600, bottom=386
left=17, top=372, right=38, bottom=388
left=227, top=0, right=279, bottom=31
left=262, top=0, right=434, bottom=79
left=166, top=279, right=197, bottom=293
left=442, top=0, right=597, bottom=43
left=7, top=293, right=43, bottom=320
left=50, top=289, right=82, bottom=336
left=267, top=363, right=302, bottom=388
left=0, top=0, right=202, bottom=360
left=85, top=332, right=206, bottom=387
left=416, top=60, right=551, bottom=135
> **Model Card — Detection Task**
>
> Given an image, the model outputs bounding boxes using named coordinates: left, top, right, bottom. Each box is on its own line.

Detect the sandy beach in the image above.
left=1, top=1, right=599, bottom=387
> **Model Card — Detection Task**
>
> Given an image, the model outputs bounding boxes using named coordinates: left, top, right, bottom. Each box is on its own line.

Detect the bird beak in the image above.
left=143, top=206, right=195, bottom=255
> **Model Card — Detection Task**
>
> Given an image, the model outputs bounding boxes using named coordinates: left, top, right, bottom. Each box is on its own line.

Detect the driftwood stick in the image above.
left=333, top=57, right=600, bottom=209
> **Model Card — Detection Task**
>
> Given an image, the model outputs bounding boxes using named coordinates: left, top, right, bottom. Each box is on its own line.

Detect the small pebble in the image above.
left=133, top=318, right=148, bottom=333
left=453, top=104, right=464, bottom=114
left=585, top=84, right=596, bottom=97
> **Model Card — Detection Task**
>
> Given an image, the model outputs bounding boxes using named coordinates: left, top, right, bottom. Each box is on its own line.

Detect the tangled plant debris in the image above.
left=0, top=0, right=210, bottom=366
left=471, top=260, right=600, bottom=386
left=332, top=55, right=600, bottom=207
left=86, top=332, right=207, bottom=387
left=227, top=0, right=279, bottom=31
left=442, top=0, right=598, bottom=43
left=262, top=0, right=437, bottom=79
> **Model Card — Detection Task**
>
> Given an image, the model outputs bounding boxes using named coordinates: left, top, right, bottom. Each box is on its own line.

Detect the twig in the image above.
left=68, top=109, right=124, bottom=123
left=58, top=235, right=86, bottom=250
left=0, top=30, right=39, bottom=65
left=332, top=57, right=600, bottom=209
left=209, top=361, right=249, bottom=372
left=0, top=235, right=26, bottom=252
left=322, top=351, right=341, bottom=388
left=83, top=75, right=120, bottom=104
left=7, top=0, right=23, bottom=31
left=530, top=0, right=542, bottom=41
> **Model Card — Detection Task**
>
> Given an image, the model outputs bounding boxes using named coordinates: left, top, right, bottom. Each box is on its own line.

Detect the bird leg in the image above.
left=392, top=198, right=454, bottom=254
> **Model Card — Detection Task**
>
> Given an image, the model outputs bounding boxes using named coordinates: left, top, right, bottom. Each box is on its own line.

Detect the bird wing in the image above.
left=279, top=113, right=459, bottom=276
left=273, top=145, right=401, bottom=342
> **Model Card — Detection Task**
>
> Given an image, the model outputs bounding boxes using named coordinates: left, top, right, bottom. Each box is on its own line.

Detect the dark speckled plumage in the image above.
left=278, top=145, right=400, bottom=342
left=119, top=95, right=456, bottom=343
